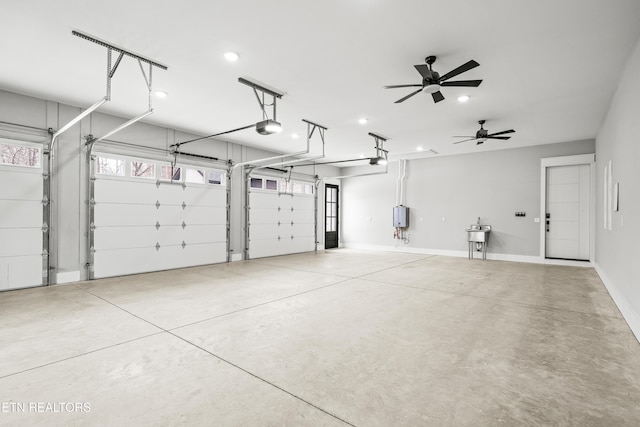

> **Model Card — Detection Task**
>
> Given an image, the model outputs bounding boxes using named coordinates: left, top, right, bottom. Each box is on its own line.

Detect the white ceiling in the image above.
left=1, top=0, right=640, bottom=163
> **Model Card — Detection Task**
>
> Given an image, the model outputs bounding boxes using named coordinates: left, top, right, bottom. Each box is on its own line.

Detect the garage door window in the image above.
left=208, top=171, right=224, bottom=185
left=96, top=156, right=125, bottom=176
left=131, top=161, right=155, bottom=179
left=265, top=179, right=278, bottom=190
left=186, top=168, right=205, bottom=184
left=0, top=142, right=41, bottom=168
left=250, top=178, right=263, bottom=189
left=160, top=165, right=182, bottom=181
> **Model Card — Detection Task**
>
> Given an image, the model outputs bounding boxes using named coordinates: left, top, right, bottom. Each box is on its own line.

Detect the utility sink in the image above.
left=466, top=225, right=491, bottom=243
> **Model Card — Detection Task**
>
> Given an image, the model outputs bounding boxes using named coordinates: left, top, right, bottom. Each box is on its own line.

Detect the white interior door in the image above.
left=0, top=139, right=44, bottom=291
left=545, top=164, right=590, bottom=260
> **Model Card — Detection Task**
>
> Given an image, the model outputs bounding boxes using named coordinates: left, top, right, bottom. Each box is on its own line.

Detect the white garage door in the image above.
left=91, top=153, right=228, bottom=279
left=247, top=174, right=316, bottom=259
left=0, top=138, right=44, bottom=291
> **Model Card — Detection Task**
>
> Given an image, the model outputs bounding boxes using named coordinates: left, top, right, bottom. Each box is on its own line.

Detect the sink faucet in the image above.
left=477, top=217, right=480, bottom=225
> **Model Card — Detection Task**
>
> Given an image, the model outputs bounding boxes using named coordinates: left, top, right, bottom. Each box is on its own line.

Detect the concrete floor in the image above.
left=1, top=249, right=639, bottom=426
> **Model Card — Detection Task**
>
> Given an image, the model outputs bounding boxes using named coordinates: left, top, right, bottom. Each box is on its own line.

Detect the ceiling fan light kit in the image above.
left=384, top=55, right=482, bottom=104
left=422, top=84, right=441, bottom=94
left=453, top=119, right=516, bottom=145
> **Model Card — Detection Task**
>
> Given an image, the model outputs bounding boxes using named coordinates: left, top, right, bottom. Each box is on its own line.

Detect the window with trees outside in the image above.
left=0, top=142, right=41, bottom=168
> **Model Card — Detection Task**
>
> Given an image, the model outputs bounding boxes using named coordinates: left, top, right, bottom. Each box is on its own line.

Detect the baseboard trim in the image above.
left=594, top=262, right=640, bottom=343
left=56, top=271, right=81, bottom=284
left=230, top=253, right=243, bottom=262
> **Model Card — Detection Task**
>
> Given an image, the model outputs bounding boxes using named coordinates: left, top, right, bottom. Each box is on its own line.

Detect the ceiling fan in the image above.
left=453, top=120, right=515, bottom=145
left=384, top=55, right=482, bottom=103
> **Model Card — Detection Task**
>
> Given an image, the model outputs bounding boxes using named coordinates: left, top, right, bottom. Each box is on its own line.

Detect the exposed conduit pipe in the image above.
left=395, top=159, right=402, bottom=206
left=399, top=159, right=407, bottom=206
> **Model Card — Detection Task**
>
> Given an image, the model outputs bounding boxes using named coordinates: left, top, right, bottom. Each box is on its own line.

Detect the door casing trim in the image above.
left=540, top=153, right=596, bottom=261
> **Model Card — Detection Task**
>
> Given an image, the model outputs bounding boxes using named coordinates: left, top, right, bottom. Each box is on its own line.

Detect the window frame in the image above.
left=0, top=139, right=42, bottom=169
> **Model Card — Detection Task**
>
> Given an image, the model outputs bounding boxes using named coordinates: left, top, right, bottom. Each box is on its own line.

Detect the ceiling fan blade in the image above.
left=438, top=60, right=480, bottom=82
left=440, top=80, right=483, bottom=87
left=414, top=64, right=431, bottom=78
left=394, top=89, right=422, bottom=103
left=384, top=84, right=422, bottom=89
left=453, top=138, right=475, bottom=144
left=486, top=136, right=511, bottom=140
left=432, top=91, right=445, bottom=103
left=487, top=129, right=515, bottom=137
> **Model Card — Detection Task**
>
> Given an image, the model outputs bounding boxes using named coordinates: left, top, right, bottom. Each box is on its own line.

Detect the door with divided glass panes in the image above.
left=325, top=184, right=338, bottom=249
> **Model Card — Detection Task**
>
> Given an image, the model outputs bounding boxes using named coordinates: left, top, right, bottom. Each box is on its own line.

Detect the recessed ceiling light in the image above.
left=358, top=118, right=368, bottom=125
left=358, top=153, right=365, bottom=159
left=416, top=146, right=424, bottom=151
left=224, top=51, right=239, bottom=62
left=457, top=95, right=470, bottom=103
left=292, top=133, right=299, bottom=139
left=154, top=90, right=168, bottom=98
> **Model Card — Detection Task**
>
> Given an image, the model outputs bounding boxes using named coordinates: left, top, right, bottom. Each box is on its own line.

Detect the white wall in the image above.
left=341, top=140, right=595, bottom=260
left=595, top=33, right=640, bottom=340
left=0, top=89, right=338, bottom=282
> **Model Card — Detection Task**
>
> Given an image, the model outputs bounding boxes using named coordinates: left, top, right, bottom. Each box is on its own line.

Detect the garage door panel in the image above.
left=249, top=207, right=279, bottom=224
left=184, top=225, right=227, bottom=244
left=0, top=255, right=42, bottom=291
left=291, top=208, right=315, bottom=223
left=0, top=170, right=42, bottom=200
left=156, top=225, right=185, bottom=246
left=0, top=139, right=44, bottom=290
left=0, top=200, right=41, bottom=227
left=157, top=183, right=187, bottom=200
left=93, top=158, right=228, bottom=279
left=95, top=179, right=157, bottom=204
left=249, top=223, right=281, bottom=240
left=184, top=206, right=226, bottom=225
left=173, top=243, right=227, bottom=267
left=289, top=238, right=316, bottom=253
left=280, top=212, right=314, bottom=224
left=0, top=228, right=41, bottom=257
left=183, top=186, right=226, bottom=206
left=249, top=192, right=280, bottom=209
left=292, top=196, right=314, bottom=208
left=248, top=184, right=316, bottom=259
left=249, top=239, right=288, bottom=259
left=292, top=223, right=315, bottom=236
left=93, top=247, right=159, bottom=278
left=94, top=203, right=158, bottom=226
left=156, top=205, right=185, bottom=225
left=93, top=226, right=156, bottom=250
